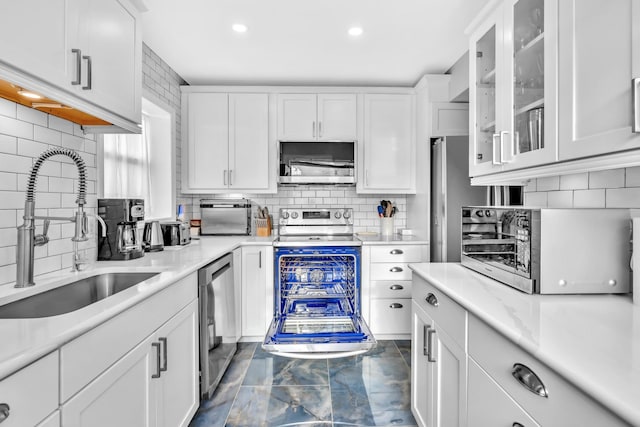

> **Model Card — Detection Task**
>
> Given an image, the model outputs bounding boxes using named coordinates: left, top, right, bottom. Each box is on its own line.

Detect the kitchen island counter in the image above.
left=409, top=262, right=640, bottom=426
left=0, top=236, right=274, bottom=381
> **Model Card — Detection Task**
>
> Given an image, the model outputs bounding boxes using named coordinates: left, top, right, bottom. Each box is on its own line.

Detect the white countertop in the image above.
left=0, top=236, right=274, bottom=381
left=409, top=263, right=640, bottom=426
left=356, top=232, right=428, bottom=245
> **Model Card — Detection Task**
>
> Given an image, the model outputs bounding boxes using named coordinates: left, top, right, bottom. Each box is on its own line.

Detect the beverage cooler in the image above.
left=263, top=246, right=376, bottom=358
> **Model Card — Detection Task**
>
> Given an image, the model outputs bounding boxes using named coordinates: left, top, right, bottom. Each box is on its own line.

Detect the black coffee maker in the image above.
left=97, top=198, right=145, bottom=260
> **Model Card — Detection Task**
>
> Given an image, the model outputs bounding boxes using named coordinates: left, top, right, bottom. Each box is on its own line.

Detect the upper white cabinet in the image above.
left=557, top=0, right=640, bottom=160
left=182, top=91, right=273, bottom=193
left=0, top=0, right=142, bottom=127
left=360, top=94, right=415, bottom=193
left=278, top=93, right=357, bottom=141
left=469, top=0, right=557, bottom=177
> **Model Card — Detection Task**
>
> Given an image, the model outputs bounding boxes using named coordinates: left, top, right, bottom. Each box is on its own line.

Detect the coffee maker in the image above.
left=97, top=198, right=145, bottom=260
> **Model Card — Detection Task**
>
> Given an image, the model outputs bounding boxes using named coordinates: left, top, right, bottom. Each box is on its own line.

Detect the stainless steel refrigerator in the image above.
left=430, top=136, right=486, bottom=262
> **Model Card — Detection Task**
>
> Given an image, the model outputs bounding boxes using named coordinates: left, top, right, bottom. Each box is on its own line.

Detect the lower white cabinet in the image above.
left=62, top=300, right=198, bottom=427
left=0, top=351, right=58, bottom=427
left=37, top=411, right=61, bottom=427
left=411, top=289, right=467, bottom=427
left=241, top=245, right=274, bottom=338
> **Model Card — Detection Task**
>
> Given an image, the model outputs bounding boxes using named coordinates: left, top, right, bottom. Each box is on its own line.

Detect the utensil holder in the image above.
left=255, top=216, right=272, bottom=237
left=380, top=217, right=394, bottom=236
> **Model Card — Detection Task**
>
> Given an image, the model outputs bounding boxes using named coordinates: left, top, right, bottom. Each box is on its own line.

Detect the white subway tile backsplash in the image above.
left=48, top=115, right=74, bottom=134
left=547, top=191, right=573, bottom=208
left=61, top=133, right=84, bottom=151
left=36, top=192, right=61, bottom=209
left=0, top=228, right=17, bottom=248
left=37, top=159, right=62, bottom=177
left=17, top=138, right=49, bottom=158
left=536, top=176, right=560, bottom=192
left=0, top=134, right=16, bottom=154
left=34, top=255, right=62, bottom=277
left=0, top=191, right=29, bottom=210
left=0, top=153, right=34, bottom=174
left=606, top=187, right=640, bottom=208
left=33, top=125, right=62, bottom=145
left=0, top=172, right=16, bottom=191
left=49, top=177, right=74, bottom=193
left=560, top=173, right=589, bottom=190
left=0, top=115, right=33, bottom=139
left=17, top=105, right=48, bottom=127
left=573, top=189, right=606, bottom=208
left=0, top=98, right=16, bottom=118
left=0, top=265, right=15, bottom=286
left=625, top=166, right=640, bottom=187
left=523, top=179, right=537, bottom=192
left=589, top=169, right=625, bottom=189
left=0, top=246, right=16, bottom=267
left=0, top=211, right=16, bottom=228
left=524, top=192, right=548, bottom=207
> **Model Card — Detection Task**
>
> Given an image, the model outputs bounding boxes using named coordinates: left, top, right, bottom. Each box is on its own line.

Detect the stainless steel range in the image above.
left=263, top=208, right=376, bottom=358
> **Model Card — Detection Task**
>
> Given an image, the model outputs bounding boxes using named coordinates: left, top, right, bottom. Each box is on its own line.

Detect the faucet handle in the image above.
left=34, top=219, right=50, bottom=246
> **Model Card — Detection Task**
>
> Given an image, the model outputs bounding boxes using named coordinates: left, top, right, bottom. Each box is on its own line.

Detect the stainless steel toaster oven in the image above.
left=460, top=207, right=631, bottom=294
left=200, top=199, right=251, bottom=235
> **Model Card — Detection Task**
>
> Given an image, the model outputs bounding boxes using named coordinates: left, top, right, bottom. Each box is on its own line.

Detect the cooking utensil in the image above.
left=377, top=205, right=384, bottom=217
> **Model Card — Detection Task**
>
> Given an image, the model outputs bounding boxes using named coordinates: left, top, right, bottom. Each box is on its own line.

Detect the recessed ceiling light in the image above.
left=17, top=89, right=42, bottom=100
left=232, top=24, right=248, bottom=33
left=348, top=27, right=363, bottom=37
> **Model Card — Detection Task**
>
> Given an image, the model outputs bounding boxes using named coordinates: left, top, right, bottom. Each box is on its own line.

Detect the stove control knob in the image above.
left=343, top=210, right=351, bottom=219
left=335, top=211, right=342, bottom=219
left=291, top=211, right=299, bottom=219
left=281, top=211, right=290, bottom=219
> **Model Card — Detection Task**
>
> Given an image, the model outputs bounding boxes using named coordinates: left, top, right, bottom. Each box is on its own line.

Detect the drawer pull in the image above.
left=512, top=423, right=525, bottom=427
left=426, top=293, right=439, bottom=307
left=426, top=328, right=437, bottom=362
left=512, top=363, right=548, bottom=398
left=423, top=326, right=430, bottom=356
left=389, top=303, right=403, bottom=309
left=389, top=249, right=404, bottom=255
left=159, top=337, right=168, bottom=372
left=0, top=403, right=9, bottom=423
left=389, top=266, right=403, bottom=273
left=152, top=342, right=162, bottom=379
left=389, top=284, right=404, bottom=290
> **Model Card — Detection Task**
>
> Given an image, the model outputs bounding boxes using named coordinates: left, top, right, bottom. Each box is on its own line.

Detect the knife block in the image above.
left=255, top=216, right=272, bottom=237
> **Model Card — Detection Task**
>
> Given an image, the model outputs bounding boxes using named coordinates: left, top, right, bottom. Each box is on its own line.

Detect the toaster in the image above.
left=160, top=221, right=191, bottom=246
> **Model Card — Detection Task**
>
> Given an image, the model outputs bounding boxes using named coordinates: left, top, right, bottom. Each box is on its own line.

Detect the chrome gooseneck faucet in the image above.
left=16, top=148, right=88, bottom=288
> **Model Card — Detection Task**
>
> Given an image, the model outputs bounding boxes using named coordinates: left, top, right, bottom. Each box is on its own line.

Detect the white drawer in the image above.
left=468, top=314, right=629, bottom=426
left=370, top=262, right=412, bottom=281
left=0, top=351, right=58, bottom=427
left=370, top=280, right=412, bottom=298
left=60, top=272, right=197, bottom=402
left=412, top=275, right=466, bottom=349
left=370, top=245, right=424, bottom=263
left=369, top=298, right=411, bottom=334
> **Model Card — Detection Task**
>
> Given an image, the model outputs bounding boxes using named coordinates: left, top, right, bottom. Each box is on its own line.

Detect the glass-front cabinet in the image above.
left=470, top=0, right=557, bottom=177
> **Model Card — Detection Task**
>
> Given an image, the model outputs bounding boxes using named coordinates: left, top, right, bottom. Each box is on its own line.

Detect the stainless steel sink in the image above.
left=0, top=272, right=159, bottom=318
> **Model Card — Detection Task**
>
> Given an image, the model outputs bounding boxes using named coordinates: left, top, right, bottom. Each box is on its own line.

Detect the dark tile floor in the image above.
left=189, top=340, right=416, bottom=427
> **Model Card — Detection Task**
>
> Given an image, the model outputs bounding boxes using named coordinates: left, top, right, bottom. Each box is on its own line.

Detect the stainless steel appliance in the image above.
left=143, top=221, right=164, bottom=252
left=160, top=221, right=190, bottom=246
left=461, top=207, right=631, bottom=294
left=198, top=253, right=236, bottom=399
left=97, top=198, right=145, bottom=261
left=264, top=208, right=376, bottom=358
left=279, top=141, right=355, bottom=185
left=200, top=199, right=252, bottom=235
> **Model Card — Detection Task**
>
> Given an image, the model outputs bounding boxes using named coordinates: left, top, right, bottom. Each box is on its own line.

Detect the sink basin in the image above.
left=0, top=272, right=159, bottom=319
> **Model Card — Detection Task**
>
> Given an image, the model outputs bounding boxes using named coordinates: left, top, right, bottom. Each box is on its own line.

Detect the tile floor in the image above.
left=189, top=340, right=416, bottom=427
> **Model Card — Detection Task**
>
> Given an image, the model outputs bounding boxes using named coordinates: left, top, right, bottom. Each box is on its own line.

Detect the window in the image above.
left=101, top=97, right=175, bottom=220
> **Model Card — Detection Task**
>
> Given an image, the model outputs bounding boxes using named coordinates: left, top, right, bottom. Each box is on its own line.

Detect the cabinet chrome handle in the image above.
left=0, top=404, right=9, bottom=423
left=426, top=293, right=439, bottom=307
left=365, top=169, right=369, bottom=186
left=312, top=121, right=316, bottom=138
left=318, top=121, right=323, bottom=138
left=512, top=363, right=548, bottom=398
left=389, top=284, right=404, bottom=290
left=223, top=170, right=228, bottom=185
left=71, top=49, right=82, bottom=85
left=229, top=169, right=233, bottom=186
left=492, top=133, right=502, bottom=165
left=389, top=302, right=403, bottom=309
left=82, top=55, right=92, bottom=90
left=389, top=266, right=403, bottom=273
left=426, top=328, right=436, bottom=362
left=258, top=250, right=262, bottom=268
left=159, top=337, right=168, bottom=372
left=423, top=325, right=430, bottom=356
left=513, top=423, right=525, bottom=427
left=389, top=249, right=404, bottom=255
left=633, top=77, right=640, bottom=133
left=151, top=342, right=161, bottom=378
left=500, top=131, right=513, bottom=163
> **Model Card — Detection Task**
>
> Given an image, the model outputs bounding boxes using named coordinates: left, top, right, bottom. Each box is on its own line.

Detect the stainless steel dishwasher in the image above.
left=198, top=253, right=236, bottom=399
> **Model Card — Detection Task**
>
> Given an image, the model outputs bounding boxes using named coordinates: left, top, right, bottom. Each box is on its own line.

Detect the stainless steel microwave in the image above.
left=460, top=207, right=631, bottom=294
left=278, top=141, right=355, bottom=185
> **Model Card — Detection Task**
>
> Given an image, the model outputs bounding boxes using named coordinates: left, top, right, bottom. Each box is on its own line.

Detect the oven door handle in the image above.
left=269, top=349, right=369, bottom=360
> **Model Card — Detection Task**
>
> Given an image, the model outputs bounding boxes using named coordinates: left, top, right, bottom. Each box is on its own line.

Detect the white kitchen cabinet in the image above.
left=241, top=245, right=274, bottom=339
left=467, top=358, right=540, bottom=427
left=468, top=314, right=628, bottom=427
left=0, top=351, right=58, bottom=427
left=366, top=244, right=426, bottom=338
left=431, top=102, right=469, bottom=137
left=360, top=94, right=415, bottom=193
left=277, top=93, right=357, bottom=141
left=469, top=0, right=557, bottom=177
left=0, top=0, right=142, bottom=126
left=182, top=92, right=271, bottom=193
left=63, top=300, right=198, bottom=427
left=411, top=275, right=467, bottom=427
left=36, top=411, right=60, bottom=427
left=557, top=0, right=640, bottom=160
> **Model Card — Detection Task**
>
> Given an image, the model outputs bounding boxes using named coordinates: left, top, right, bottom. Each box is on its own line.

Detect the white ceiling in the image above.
left=141, top=0, right=491, bottom=87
